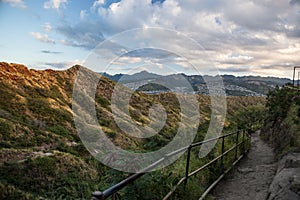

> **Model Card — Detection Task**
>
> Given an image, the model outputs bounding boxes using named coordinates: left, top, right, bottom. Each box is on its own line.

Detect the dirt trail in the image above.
left=210, top=131, right=277, bottom=200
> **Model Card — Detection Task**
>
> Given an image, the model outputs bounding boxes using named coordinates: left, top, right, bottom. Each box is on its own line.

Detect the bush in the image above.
left=0, top=119, right=12, bottom=135
left=107, top=131, right=116, bottom=139
left=47, top=125, right=72, bottom=139
left=262, top=85, right=300, bottom=156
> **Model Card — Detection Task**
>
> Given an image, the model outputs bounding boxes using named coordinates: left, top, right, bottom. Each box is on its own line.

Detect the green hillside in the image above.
left=0, top=62, right=266, bottom=199
left=261, top=85, right=300, bottom=157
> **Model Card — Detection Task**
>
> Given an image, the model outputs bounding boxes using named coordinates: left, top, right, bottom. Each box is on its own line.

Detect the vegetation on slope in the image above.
left=0, top=62, right=266, bottom=199
left=261, top=85, right=300, bottom=157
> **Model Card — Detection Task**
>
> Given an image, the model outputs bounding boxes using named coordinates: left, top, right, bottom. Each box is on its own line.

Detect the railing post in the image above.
left=235, top=131, right=239, bottom=160
left=242, top=130, right=245, bottom=154
left=184, top=145, right=192, bottom=185
left=247, top=129, right=251, bottom=151
left=219, top=136, right=225, bottom=175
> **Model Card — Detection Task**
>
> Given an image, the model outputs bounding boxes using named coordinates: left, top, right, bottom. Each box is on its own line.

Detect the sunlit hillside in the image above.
left=0, top=62, right=266, bottom=199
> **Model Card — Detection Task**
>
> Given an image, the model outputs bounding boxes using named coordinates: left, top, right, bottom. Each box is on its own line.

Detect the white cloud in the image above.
left=2, top=0, right=26, bottom=8
left=43, top=23, right=52, bottom=32
left=44, top=59, right=83, bottom=69
left=80, top=10, right=88, bottom=20
left=163, top=0, right=181, bottom=16
left=92, top=0, right=106, bottom=11
left=56, top=0, right=300, bottom=77
left=114, top=56, right=142, bottom=65
left=109, top=2, right=121, bottom=13
left=30, top=32, right=55, bottom=44
left=218, top=53, right=253, bottom=65
left=57, top=22, right=105, bottom=49
left=44, top=0, right=68, bottom=10
left=277, top=44, right=300, bottom=54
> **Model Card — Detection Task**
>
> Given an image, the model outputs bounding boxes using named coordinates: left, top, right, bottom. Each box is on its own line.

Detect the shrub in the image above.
left=47, top=125, right=71, bottom=138
left=0, top=119, right=12, bottom=135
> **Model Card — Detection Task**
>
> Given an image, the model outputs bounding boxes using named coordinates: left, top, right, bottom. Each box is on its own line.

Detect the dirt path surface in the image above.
left=210, top=131, right=277, bottom=200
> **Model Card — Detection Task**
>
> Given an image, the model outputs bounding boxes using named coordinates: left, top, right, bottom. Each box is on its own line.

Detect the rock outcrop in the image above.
left=267, top=152, right=300, bottom=200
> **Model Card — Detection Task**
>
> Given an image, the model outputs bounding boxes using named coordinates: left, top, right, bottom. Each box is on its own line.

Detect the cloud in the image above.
left=110, top=48, right=176, bottom=67
left=44, top=62, right=68, bottom=69
left=223, top=1, right=279, bottom=31
left=277, top=43, right=300, bottom=54
left=260, top=64, right=294, bottom=70
left=125, top=49, right=175, bottom=59
left=80, top=10, right=88, bottom=20
left=53, top=0, right=300, bottom=77
left=91, top=0, right=106, bottom=11
left=44, top=60, right=83, bottom=69
left=2, top=0, right=26, bottom=8
left=218, top=66, right=252, bottom=73
left=65, top=0, right=276, bottom=49
left=30, top=32, right=55, bottom=44
left=43, top=23, right=52, bottom=32
left=41, top=50, right=62, bottom=54
left=218, top=53, right=253, bottom=65
left=44, top=0, right=68, bottom=10
left=57, top=22, right=105, bottom=49
left=290, top=0, right=300, bottom=6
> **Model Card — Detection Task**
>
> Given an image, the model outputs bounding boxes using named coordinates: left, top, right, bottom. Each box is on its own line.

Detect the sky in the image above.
left=1, top=0, right=300, bottom=78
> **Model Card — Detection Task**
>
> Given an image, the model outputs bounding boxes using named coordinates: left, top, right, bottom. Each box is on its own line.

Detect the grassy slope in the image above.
left=0, top=62, right=265, bottom=199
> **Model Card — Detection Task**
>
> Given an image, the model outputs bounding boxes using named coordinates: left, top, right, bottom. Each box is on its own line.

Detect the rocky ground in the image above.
left=267, top=152, right=300, bottom=200
left=210, top=131, right=277, bottom=200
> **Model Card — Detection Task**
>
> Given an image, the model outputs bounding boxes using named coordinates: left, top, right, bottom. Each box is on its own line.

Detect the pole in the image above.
left=293, top=67, right=296, bottom=86
left=242, top=130, right=245, bottom=154
left=293, top=66, right=300, bottom=86
left=219, top=136, right=225, bottom=175
left=184, top=145, right=192, bottom=185
left=235, top=131, right=239, bottom=160
left=297, top=72, right=300, bottom=87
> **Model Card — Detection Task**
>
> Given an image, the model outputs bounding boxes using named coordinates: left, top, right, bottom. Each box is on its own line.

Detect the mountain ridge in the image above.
left=102, top=70, right=291, bottom=96
left=102, top=70, right=291, bottom=82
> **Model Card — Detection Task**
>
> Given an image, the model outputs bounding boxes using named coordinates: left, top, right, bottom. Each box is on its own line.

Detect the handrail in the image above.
left=91, top=129, right=251, bottom=200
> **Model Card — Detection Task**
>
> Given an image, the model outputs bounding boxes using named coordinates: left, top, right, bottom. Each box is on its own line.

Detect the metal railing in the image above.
left=92, top=129, right=251, bottom=200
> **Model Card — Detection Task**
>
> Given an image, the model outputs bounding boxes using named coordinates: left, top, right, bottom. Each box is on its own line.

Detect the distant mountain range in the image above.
left=102, top=71, right=292, bottom=96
